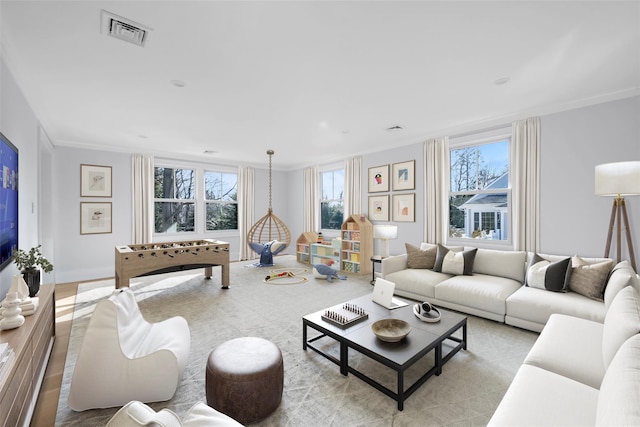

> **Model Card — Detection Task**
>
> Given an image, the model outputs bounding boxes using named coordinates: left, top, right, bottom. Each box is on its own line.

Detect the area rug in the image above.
left=55, top=255, right=538, bottom=426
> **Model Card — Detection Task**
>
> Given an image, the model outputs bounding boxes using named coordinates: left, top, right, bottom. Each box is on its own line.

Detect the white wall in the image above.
left=0, top=60, right=53, bottom=296
left=539, top=96, right=640, bottom=259
left=53, top=147, right=132, bottom=282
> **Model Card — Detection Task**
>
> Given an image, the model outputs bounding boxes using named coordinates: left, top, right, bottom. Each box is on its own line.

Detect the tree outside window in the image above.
left=205, top=171, right=238, bottom=231
left=154, top=167, right=195, bottom=233
left=449, top=139, right=510, bottom=241
left=321, top=169, right=344, bottom=230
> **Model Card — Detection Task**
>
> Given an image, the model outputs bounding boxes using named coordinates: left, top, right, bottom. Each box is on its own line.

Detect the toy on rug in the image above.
left=313, top=261, right=347, bottom=283
left=265, top=271, right=295, bottom=281
left=249, top=240, right=287, bottom=267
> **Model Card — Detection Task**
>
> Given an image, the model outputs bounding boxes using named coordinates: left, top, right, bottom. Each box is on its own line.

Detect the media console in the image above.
left=115, top=239, right=230, bottom=288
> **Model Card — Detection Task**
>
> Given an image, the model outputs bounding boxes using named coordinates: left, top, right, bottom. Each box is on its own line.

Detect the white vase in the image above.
left=0, top=292, right=25, bottom=330
left=11, top=274, right=31, bottom=303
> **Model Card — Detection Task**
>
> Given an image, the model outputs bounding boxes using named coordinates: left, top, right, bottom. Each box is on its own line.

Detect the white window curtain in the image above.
left=238, top=166, right=256, bottom=260
left=344, top=156, right=362, bottom=217
left=424, top=137, right=450, bottom=244
left=303, top=166, right=318, bottom=232
left=131, top=154, right=154, bottom=244
left=512, top=117, right=541, bottom=252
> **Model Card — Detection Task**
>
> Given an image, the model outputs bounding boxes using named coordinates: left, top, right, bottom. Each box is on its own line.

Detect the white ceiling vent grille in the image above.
left=101, top=10, right=152, bottom=47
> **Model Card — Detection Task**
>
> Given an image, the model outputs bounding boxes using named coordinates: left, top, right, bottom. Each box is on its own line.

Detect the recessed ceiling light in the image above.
left=494, top=77, right=510, bottom=85
left=170, top=80, right=186, bottom=87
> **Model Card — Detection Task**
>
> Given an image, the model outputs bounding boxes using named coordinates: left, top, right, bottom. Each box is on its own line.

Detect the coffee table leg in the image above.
left=435, top=345, right=443, bottom=375
left=303, top=323, right=308, bottom=350
left=340, top=343, right=348, bottom=375
left=463, top=322, right=468, bottom=350
left=397, top=371, right=404, bottom=411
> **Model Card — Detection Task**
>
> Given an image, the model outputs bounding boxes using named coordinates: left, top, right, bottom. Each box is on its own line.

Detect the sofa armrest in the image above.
left=381, top=254, right=408, bottom=277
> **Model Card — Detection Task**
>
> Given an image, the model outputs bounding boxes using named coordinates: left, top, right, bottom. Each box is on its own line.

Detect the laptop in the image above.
left=372, top=278, right=408, bottom=309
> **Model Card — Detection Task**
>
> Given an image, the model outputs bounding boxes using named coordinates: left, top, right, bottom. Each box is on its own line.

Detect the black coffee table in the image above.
left=302, top=294, right=467, bottom=410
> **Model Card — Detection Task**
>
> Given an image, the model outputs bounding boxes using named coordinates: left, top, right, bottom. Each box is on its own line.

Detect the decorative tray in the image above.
left=321, top=303, right=368, bottom=328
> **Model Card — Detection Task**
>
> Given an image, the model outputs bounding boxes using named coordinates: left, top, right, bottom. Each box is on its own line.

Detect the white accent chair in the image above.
left=105, top=401, right=244, bottom=427
left=106, top=401, right=242, bottom=427
left=68, top=288, right=190, bottom=411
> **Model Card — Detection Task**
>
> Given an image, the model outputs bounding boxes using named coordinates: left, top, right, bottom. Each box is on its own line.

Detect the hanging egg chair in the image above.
left=248, top=150, right=291, bottom=265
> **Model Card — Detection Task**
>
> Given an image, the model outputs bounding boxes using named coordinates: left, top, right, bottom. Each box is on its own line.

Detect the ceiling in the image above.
left=1, top=1, right=639, bottom=170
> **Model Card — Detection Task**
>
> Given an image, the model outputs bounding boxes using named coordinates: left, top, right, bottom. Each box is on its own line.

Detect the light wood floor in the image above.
left=31, top=282, right=78, bottom=427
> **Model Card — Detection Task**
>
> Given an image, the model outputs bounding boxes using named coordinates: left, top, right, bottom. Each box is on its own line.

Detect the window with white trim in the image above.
left=154, top=164, right=238, bottom=235
left=448, top=135, right=511, bottom=243
left=154, top=167, right=195, bottom=233
left=204, top=170, right=238, bottom=231
left=320, top=168, right=344, bottom=231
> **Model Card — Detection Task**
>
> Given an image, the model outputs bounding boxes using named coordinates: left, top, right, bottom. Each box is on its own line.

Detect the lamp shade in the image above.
left=373, top=225, right=398, bottom=240
left=595, top=161, right=640, bottom=196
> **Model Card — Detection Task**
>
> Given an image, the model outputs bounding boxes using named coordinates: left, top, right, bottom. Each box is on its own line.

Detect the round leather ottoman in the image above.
left=206, top=337, right=283, bottom=424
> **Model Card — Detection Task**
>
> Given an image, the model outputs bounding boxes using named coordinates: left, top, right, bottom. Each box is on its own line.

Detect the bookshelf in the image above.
left=296, top=232, right=317, bottom=264
left=341, top=215, right=373, bottom=274
left=310, top=243, right=341, bottom=270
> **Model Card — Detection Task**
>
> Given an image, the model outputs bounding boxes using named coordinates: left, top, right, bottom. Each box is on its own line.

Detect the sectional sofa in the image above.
left=381, top=243, right=638, bottom=332
left=382, top=242, right=640, bottom=425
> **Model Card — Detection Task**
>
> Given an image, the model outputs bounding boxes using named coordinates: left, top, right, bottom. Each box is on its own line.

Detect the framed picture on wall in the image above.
left=368, top=164, right=389, bottom=193
left=392, top=193, right=415, bottom=222
left=368, top=195, right=389, bottom=221
left=80, top=202, right=112, bottom=234
left=81, top=164, right=112, bottom=197
left=392, top=160, right=415, bottom=191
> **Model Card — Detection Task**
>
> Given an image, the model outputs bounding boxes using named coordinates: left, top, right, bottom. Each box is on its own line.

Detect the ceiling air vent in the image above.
left=101, top=10, right=152, bottom=47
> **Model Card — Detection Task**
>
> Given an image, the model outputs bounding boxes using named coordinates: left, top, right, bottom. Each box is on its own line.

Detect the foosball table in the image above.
left=115, top=239, right=230, bottom=289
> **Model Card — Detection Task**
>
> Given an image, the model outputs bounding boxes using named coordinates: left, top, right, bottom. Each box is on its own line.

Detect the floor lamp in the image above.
left=595, top=161, right=640, bottom=272
left=373, top=225, right=398, bottom=258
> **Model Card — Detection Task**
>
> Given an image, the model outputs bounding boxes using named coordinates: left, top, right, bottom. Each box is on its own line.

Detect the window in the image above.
left=449, top=138, right=510, bottom=242
left=154, top=165, right=238, bottom=235
left=154, top=167, right=195, bottom=233
left=320, top=168, right=344, bottom=230
left=204, top=171, right=238, bottom=231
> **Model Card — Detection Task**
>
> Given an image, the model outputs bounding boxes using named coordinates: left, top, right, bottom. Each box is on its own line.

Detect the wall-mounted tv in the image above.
left=0, top=131, right=18, bottom=271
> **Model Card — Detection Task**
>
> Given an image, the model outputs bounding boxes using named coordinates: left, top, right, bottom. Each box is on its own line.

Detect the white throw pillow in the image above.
left=525, top=253, right=571, bottom=292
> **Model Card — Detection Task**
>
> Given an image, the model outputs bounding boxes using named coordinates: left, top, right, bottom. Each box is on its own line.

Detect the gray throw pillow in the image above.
left=526, top=253, right=571, bottom=292
left=405, top=243, right=437, bottom=269
left=569, top=256, right=614, bottom=301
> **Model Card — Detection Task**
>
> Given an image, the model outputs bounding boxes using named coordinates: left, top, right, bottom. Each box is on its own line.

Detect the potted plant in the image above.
left=11, top=245, right=54, bottom=297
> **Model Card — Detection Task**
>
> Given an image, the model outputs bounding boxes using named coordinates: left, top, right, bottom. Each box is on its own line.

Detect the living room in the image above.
left=1, top=1, right=639, bottom=426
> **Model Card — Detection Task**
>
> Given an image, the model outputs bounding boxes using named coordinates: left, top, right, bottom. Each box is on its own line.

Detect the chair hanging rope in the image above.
left=248, top=150, right=291, bottom=251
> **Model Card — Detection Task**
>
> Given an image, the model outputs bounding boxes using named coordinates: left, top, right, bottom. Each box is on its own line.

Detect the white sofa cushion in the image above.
left=604, top=261, right=639, bottom=311
left=523, top=313, right=605, bottom=389
left=386, top=268, right=451, bottom=299
left=487, top=364, right=598, bottom=427
left=505, top=286, right=606, bottom=328
left=596, top=334, right=640, bottom=426
left=472, top=248, right=526, bottom=282
left=434, top=274, right=522, bottom=316
left=602, top=285, right=640, bottom=369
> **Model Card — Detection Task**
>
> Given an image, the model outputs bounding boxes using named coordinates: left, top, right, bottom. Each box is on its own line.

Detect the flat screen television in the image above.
left=0, top=131, right=18, bottom=271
